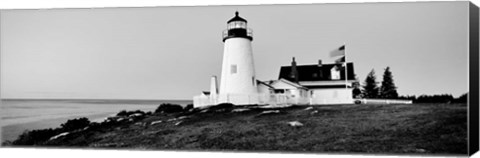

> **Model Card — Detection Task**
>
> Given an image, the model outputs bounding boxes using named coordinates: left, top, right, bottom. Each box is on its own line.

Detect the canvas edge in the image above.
left=469, top=1, right=480, bottom=156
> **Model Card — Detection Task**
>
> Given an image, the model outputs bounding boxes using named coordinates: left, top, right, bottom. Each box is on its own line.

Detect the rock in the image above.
left=151, top=120, right=163, bottom=125
left=177, top=116, right=189, bottom=120
left=129, top=113, right=144, bottom=117
left=287, top=121, right=304, bottom=127
left=260, top=110, right=280, bottom=114
left=304, top=107, right=314, bottom=110
left=256, top=110, right=281, bottom=116
left=166, top=116, right=189, bottom=122
left=49, top=132, right=70, bottom=141
left=175, top=121, right=183, bottom=126
left=232, top=108, right=250, bottom=112
left=415, top=148, right=426, bottom=153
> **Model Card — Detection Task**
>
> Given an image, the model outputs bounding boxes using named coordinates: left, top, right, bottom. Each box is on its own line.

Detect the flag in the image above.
left=329, top=45, right=345, bottom=57
left=335, top=56, right=345, bottom=64
left=330, top=45, right=346, bottom=69
left=335, top=56, right=346, bottom=70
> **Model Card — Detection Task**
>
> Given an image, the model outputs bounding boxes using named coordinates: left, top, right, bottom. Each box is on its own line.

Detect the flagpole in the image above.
left=344, top=43, right=348, bottom=90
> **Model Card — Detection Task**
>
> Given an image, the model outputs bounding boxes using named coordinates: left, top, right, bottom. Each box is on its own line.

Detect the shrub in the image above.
left=116, top=110, right=145, bottom=117
left=184, top=104, right=194, bottom=110
left=415, top=94, right=454, bottom=103
left=214, top=103, right=234, bottom=108
left=452, top=93, right=468, bottom=103
left=9, top=117, right=91, bottom=145
left=117, top=110, right=128, bottom=117
left=206, top=103, right=235, bottom=111
left=60, top=117, right=91, bottom=132
left=12, top=128, right=61, bottom=145
left=354, top=100, right=362, bottom=104
left=155, top=103, right=184, bottom=113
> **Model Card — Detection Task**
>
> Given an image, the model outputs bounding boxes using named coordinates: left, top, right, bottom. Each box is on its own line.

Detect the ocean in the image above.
left=0, top=99, right=192, bottom=142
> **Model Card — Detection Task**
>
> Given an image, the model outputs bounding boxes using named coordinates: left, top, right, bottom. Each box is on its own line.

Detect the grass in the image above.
left=8, top=103, right=467, bottom=155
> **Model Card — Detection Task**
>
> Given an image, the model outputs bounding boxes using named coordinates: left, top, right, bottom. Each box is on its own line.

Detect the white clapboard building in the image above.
left=277, top=58, right=355, bottom=105
left=193, top=12, right=356, bottom=107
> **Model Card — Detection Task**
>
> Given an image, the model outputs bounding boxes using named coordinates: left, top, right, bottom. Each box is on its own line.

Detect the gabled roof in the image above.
left=256, top=80, right=275, bottom=89
left=270, top=78, right=308, bottom=90
left=279, top=62, right=355, bottom=82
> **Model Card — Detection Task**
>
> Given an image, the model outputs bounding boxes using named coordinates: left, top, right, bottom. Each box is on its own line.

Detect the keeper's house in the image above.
left=276, top=58, right=356, bottom=105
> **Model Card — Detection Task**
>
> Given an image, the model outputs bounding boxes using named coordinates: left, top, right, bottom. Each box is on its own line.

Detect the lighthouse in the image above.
left=193, top=11, right=260, bottom=107
left=218, top=11, right=258, bottom=104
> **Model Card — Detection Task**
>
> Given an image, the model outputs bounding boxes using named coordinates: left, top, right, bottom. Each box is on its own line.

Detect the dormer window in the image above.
left=331, top=66, right=340, bottom=80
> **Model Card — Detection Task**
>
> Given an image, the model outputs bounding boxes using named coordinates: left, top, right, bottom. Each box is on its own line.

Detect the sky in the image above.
left=0, top=1, right=471, bottom=100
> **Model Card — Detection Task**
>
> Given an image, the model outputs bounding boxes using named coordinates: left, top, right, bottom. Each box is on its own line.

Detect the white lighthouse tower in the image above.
left=218, top=11, right=258, bottom=104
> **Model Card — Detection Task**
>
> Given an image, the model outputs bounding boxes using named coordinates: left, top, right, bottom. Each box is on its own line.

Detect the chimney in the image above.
left=209, top=76, right=218, bottom=104
left=318, top=59, right=323, bottom=78
left=210, top=76, right=218, bottom=96
left=290, top=57, right=299, bottom=83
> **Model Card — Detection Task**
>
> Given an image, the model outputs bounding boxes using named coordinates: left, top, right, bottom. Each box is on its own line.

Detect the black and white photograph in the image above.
left=0, top=1, right=478, bottom=157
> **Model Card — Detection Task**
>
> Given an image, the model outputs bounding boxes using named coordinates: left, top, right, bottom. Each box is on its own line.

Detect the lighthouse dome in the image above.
left=227, top=11, right=247, bottom=23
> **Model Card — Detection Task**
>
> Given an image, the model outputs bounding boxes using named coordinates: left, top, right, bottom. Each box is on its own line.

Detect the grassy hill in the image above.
left=6, top=103, right=467, bottom=155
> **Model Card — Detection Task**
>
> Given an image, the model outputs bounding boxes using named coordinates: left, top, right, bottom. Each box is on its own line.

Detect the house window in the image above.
left=331, top=67, right=340, bottom=80
left=231, top=64, right=237, bottom=74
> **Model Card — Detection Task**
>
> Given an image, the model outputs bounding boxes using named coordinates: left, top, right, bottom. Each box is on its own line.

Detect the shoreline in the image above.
left=1, top=112, right=114, bottom=142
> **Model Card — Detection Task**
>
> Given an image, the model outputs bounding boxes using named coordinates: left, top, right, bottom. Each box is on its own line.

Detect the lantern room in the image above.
left=222, top=11, right=253, bottom=42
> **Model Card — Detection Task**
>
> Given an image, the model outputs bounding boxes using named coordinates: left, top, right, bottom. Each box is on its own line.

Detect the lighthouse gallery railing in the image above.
left=222, top=28, right=253, bottom=39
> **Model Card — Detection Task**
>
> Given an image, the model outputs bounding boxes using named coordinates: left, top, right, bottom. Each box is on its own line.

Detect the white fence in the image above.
left=358, top=99, right=413, bottom=104
left=193, top=94, right=310, bottom=107
left=309, top=88, right=353, bottom=105
left=194, top=94, right=413, bottom=107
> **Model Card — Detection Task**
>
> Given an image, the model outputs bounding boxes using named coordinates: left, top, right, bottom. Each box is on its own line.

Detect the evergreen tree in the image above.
left=352, top=75, right=362, bottom=98
left=379, top=67, right=399, bottom=99
left=363, top=69, right=379, bottom=98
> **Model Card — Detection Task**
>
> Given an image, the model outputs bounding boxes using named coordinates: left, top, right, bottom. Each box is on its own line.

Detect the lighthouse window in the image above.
left=228, top=23, right=235, bottom=29
left=231, top=65, right=237, bottom=74
left=228, top=22, right=246, bottom=29
left=235, top=22, right=245, bottom=28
